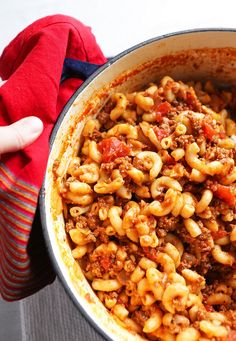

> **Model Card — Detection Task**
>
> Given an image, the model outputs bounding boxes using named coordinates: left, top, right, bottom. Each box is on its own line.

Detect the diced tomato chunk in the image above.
left=153, top=126, right=169, bottom=141
left=202, top=121, right=216, bottom=141
left=211, top=230, right=228, bottom=240
left=155, top=112, right=163, bottom=123
left=213, top=184, right=236, bottom=207
left=98, top=137, right=130, bottom=163
left=156, top=101, right=171, bottom=115
left=154, top=101, right=171, bottom=122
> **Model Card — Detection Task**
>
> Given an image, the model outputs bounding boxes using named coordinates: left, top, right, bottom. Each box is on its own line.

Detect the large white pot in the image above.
left=40, top=29, right=236, bottom=340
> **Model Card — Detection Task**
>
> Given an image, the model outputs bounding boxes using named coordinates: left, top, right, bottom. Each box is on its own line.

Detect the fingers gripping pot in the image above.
left=40, top=29, right=236, bottom=340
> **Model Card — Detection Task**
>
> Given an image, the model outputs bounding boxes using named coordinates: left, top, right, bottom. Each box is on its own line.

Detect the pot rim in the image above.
left=39, top=27, right=236, bottom=340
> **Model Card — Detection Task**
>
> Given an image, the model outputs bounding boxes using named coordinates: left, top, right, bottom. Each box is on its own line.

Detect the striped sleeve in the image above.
left=0, top=163, right=55, bottom=301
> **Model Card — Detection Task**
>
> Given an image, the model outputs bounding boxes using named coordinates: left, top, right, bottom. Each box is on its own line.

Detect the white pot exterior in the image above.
left=41, top=30, right=236, bottom=340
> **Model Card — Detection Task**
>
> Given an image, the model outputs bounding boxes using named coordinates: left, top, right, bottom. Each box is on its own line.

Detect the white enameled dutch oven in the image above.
left=40, top=29, right=236, bottom=340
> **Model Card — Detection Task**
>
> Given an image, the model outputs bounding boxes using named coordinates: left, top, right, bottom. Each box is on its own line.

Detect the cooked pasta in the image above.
left=55, top=76, right=236, bottom=340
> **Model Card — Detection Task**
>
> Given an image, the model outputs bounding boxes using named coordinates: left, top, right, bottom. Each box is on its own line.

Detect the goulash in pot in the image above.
left=55, top=76, right=236, bottom=340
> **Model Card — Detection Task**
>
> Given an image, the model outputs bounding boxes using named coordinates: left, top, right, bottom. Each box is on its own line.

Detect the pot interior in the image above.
left=42, top=30, right=236, bottom=341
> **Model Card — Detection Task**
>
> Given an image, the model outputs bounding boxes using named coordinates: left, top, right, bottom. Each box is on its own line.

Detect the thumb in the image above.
left=0, top=116, right=44, bottom=155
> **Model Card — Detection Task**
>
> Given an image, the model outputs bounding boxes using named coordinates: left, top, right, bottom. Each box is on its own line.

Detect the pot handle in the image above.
left=61, top=58, right=102, bottom=83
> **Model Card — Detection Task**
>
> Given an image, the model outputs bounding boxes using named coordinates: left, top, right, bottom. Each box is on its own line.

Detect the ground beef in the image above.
left=175, top=134, right=195, bottom=148
left=132, top=157, right=147, bottom=172
left=178, top=252, right=198, bottom=272
left=117, top=157, right=133, bottom=176
left=156, top=215, right=180, bottom=232
left=91, top=128, right=102, bottom=142
left=93, top=227, right=109, bottom=243
left=85, top=213, right=101, bottom=231
left=74, top=215, right=88, bottom=228
left=97, top=110, right=114, bottom=130
left=65, top=219, right=75, bottom=232
left=223, top=310, right=236, bottom=329
left=86, top=260, right=104, bottom=277
left=97, top=110, right=109, bottom=124
left=132, top=309, right=149, bottom=327
left=97, top=195, right=115, bottom=207
left=156, top=228, right=168, bottom=238
left=204, top=146, right=234, bottom=161
left=182, top=182, right=204, bottom=196
left=142, top=246, right=161, bottom=263
left=100, top=162, right=115, bottom=174
left=177, top=223, right=213, bottom=275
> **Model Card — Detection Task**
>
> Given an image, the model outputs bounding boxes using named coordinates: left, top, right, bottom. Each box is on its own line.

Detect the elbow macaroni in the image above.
left=56, top=77, right=236, bottom=340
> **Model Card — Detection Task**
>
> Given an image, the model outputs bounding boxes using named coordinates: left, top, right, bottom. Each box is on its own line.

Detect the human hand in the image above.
left=0, top=116, right=43, bottom=155
left=0, top=79, right=43, bottom=155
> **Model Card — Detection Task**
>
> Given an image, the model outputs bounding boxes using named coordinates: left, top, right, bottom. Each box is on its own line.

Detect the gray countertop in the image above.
left=1, top=278, right=104, bottom=341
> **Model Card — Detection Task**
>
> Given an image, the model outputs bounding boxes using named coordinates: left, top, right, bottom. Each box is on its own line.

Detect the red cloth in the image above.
left=0, top=14, right=106, bottom=301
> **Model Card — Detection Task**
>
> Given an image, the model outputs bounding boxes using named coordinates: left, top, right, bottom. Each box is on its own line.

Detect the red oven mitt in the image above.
left=0, top=14, right=107, bottom=300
